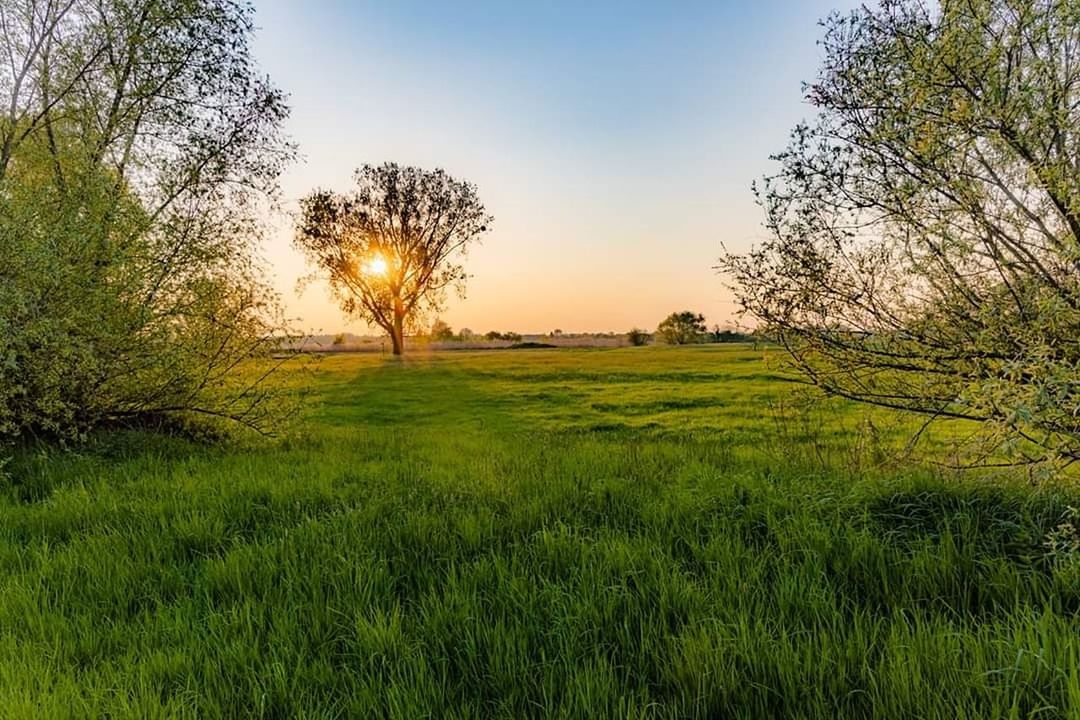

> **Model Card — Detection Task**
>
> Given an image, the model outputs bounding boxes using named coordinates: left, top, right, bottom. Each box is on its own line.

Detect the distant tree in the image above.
left=484, top=330, right=522, bottom=342
left=550, top=329, right=563, bottom=338
left=295, top=163, right=492, bottom=356
left=627, top=328, right=651, bottom=346
left=430, top=319, right=454, bottom=341
left=657, top=312, right=707, bottom=345
left=459, top=328, right=475, bottom=341
left=720, top=1, right=1080, bottom=468
left=332, top=333, right=347, bottom=347
left=709, top=325, right=751, bottom=343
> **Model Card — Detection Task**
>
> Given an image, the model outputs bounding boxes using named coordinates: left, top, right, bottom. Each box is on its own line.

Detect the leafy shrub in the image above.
left=1045, top=506, right=1080, bottom=563
left=0, top=0, right=294, bottom=443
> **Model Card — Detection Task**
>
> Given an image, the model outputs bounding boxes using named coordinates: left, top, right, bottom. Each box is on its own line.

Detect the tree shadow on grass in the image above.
left=861, top=484, right=1072, bottom=561
left=3, top=430, right=215, bottom=504
left=836, top=481, right=1080, bottom=618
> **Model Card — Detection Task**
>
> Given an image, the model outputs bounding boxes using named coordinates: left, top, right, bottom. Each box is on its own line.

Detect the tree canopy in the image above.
left=0, top=0, right=293, bottom=441
left=295, top=163, right=491, bottom=356
left=721, top=0, right=1080, bottom=468
left=657, top=312, right=707, bottom=345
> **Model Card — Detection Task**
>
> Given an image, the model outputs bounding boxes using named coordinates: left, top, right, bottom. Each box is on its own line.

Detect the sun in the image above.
left=363, top=255, right=388, bottom=277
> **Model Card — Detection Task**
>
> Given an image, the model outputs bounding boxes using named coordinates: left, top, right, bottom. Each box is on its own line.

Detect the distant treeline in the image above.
left=286, top=326, right=766, bottom=354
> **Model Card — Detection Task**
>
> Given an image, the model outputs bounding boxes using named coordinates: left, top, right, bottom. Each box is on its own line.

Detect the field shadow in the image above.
left=3, top=430, right=215, bottom=504
left=834, top=482, right=1080, bottom=618
left=861, top=485, right=1069, bottom=561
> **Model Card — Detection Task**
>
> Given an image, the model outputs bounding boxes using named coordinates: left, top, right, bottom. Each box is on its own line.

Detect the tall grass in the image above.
left=1, top=347, right=1078, bottom=718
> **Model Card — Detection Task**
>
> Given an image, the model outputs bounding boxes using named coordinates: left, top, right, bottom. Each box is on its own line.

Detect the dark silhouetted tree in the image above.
left=295, top=163, right=492, bottom=356
left=627, top=328, right=651, bottom=346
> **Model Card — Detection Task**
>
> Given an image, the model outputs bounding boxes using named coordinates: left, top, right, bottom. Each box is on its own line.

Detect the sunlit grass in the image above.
left=2, top=346, right=1079, bottom=718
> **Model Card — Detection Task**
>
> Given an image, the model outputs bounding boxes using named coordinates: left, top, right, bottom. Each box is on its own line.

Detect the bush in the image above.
left=627, top=328, right=651, bottom=346
left=0, top=0, right=293, bottom=443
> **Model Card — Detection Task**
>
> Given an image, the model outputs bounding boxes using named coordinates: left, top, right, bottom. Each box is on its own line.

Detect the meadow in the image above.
left=2, top=346, right=1080, bottom=719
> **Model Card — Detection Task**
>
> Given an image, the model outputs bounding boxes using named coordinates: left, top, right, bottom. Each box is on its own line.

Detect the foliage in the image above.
left=2, top=347, right=1079, bottom=717
left=332, top=333, right=348, bottom=347
left=430, top=319, right=455, bottom=341
left=1044, top=506, right=1080, bottom=563
left=709, top=326, right=753, bottom=344
left=484, top=331, right=522, bottom=342
left=0, top=0, right=294, bottom=441
left=626, top=328, right=651, bottom=346
left=295, top=163, right=492, bottom=356
left=656, top=312, right=707, bottom=345
left=721, top=0, right=1080, bottom=468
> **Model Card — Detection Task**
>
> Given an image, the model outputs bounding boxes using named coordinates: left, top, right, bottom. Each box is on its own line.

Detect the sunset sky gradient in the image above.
left=252, top=0, right=857, bottom=335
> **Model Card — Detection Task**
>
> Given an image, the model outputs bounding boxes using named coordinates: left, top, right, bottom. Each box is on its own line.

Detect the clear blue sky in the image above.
left=252, top=0, right=856, bottom=335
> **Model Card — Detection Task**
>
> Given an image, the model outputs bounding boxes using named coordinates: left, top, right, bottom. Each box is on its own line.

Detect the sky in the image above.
left=251, top=0, right=858, bottom=335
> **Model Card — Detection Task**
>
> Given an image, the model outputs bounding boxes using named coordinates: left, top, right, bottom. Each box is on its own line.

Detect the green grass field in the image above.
left=3, top=346, right=1080, bottom=718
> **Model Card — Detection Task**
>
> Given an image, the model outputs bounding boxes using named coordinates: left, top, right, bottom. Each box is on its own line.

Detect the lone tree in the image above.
left=657, top=312, right=707, bottom=345
left=721, top=0, right=1080, bottom=468
left=295, top=163, right=492, bottom=356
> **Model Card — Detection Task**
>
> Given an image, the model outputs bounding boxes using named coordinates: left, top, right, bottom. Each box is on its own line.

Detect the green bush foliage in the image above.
left=0, top=0, right=294, bottom=442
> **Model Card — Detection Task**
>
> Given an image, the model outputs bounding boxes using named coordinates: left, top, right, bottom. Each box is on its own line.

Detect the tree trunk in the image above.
left=390, top=301, right=405, bottom=356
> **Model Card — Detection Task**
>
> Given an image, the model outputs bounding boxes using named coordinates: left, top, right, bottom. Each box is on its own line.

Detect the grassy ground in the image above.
left=2, top=346, right=1080, bottom=718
